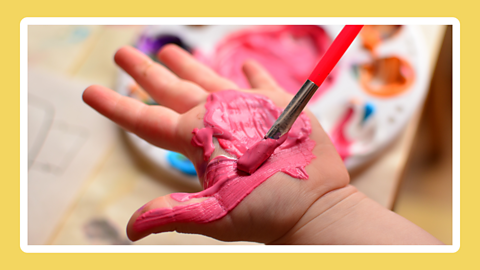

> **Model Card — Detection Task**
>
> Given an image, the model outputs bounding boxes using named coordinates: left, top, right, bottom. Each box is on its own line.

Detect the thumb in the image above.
left=126, top=193, right=231, bottom=241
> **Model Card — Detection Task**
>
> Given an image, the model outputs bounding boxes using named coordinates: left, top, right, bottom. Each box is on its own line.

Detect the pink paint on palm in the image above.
left=329, top=107, right=354, bottom=160
left=133, top=90, right=315, bottom=232
left=236, top=135, right=287, bottom=174
left=195, top=25, right=335, bottom=102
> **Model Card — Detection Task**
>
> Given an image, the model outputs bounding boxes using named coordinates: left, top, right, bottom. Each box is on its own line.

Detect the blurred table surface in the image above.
left=27, top=25, right=447, bottom=245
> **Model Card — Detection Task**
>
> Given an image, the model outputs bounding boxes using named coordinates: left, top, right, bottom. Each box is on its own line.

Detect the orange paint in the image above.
left=359, top=57, right=415, bottom=97
left=360, top=25, right=402, bottom=52
left=358, top=25, right=414, bottom=97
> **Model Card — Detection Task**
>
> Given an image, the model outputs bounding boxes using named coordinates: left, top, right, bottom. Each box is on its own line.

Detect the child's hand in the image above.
left=83, top=45, right=349, bottom=243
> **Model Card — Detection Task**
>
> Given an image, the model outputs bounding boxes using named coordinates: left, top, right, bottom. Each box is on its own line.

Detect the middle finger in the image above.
left=158, top=44, right=239, bottom=92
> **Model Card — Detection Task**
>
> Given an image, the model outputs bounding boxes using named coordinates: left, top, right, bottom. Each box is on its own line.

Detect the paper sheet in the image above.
left=28, top=68, right=116, bottom=244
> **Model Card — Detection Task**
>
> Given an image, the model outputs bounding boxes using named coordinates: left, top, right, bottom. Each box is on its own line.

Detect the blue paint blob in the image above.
left=166, top=151, right=197, bottom=176
left=363, top=102, right=375, bottom=122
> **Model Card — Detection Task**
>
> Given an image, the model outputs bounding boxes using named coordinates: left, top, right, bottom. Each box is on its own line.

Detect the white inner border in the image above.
left=20, top=17, right=460, bottom=253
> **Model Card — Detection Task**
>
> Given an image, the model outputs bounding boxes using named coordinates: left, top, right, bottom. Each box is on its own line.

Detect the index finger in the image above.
left=83, top=85, right=183, bottom=153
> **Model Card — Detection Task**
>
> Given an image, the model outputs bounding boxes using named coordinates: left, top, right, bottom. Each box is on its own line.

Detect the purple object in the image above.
left=136, top=34, right=190, bottom=59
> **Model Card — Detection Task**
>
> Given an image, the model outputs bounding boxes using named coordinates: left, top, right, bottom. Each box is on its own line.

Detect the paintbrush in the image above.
left=237, top=25, right=364, bottom=174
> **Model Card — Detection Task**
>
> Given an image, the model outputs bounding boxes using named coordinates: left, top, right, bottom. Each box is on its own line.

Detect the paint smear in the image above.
left=360, top=25, right=402, bottom=51
left=133, top=90, right=315, bottom=232
left=237, top=135, right=288, bottom=174
left=359, top=56, right=415, bottom=97
left=329, top=107, right=354, bottom=160
left=195, top=25, right=335, bottom=102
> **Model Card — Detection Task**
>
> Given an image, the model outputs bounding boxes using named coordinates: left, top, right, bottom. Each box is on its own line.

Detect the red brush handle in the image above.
left=308, top=25, right=363, bottom=85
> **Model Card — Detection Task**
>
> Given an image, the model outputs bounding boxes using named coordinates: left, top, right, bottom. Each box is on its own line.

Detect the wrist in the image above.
left=269, top=185, right=361, bottom=245
left=269, top=184, right=443, bottom=245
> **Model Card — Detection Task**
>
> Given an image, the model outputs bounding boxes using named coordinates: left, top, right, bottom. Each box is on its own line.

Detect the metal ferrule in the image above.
left=265, top=80, right=319, bottom=140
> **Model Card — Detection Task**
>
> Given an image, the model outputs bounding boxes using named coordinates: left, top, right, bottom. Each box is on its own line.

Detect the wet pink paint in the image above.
left=237, top=135, right=287, bottom=174
left=330, top=107, right=354, bottom=160
left=191, top=126, right=231, bottom=161
left=133, top=90, right=315, bottom=232
left=194, top=26, right=335, bottom=102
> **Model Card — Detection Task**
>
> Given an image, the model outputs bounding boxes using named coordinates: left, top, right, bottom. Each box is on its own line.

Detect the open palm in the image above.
left=83, top=45, right=349, bottom=243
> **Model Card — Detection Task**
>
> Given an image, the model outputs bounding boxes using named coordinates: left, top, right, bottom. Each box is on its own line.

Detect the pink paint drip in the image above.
left=194, top=25, right=335, bottom=102
left=330, top=107, right=354, bottom=160
left=133, top=90, right=315, bottom=232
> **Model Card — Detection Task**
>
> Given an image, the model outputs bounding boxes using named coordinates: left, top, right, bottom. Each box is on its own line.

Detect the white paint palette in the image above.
left=310, top=25, right=430, bottom=169
left=116, top=25, right=430, bottom=187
